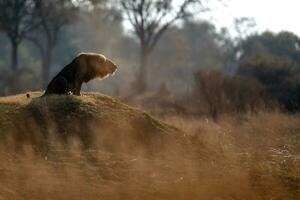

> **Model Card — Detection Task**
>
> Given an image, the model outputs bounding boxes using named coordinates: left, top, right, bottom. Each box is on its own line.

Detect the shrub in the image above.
left=237, top=54, right=300, bottom=111
left=194, top=70, right=267, bottom=119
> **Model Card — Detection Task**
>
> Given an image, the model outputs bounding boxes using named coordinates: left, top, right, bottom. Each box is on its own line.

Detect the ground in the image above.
left=0, top=92, right=299, bottom=199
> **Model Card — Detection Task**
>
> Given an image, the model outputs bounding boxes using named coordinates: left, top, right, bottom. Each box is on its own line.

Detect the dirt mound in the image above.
left=0, top=92, right=182, bottom=154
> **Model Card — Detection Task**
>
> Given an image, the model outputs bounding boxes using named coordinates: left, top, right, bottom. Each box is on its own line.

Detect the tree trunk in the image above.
left=42, top=42, right=53, bottom=87
left=132, top=47, right=149, bottom=94
left=9, top=40, right=19, bottom=93
left=11, top=41, right=19, bottom=72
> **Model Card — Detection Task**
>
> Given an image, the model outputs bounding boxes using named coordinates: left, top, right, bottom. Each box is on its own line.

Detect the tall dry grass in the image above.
left=163, top=112, right=300, bottom=199
left=0, top=111, right=300, bottom=199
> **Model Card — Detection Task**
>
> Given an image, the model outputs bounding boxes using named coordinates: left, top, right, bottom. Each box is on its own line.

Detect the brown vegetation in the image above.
left=124, top=70, right=270, bottom=119
left=194, top=70, right=268, bottom=119
left=0, top=92, right=299, bottom=199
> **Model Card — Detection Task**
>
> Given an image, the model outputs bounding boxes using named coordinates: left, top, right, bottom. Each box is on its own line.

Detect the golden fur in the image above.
left=76, top=52, right=117, bottom=82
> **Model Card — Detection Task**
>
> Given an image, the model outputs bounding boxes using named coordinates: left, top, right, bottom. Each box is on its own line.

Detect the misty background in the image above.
left=1, top=0, right=300, bottom=117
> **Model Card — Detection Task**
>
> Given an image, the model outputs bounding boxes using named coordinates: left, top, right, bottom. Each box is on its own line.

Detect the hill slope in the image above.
left=0, top=92, right=182, bottom=153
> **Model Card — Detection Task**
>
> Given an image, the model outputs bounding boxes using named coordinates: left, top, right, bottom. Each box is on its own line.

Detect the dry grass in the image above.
left=0, top=92, right=299, bottom=199
left=162, top=113, right=300, bottom=199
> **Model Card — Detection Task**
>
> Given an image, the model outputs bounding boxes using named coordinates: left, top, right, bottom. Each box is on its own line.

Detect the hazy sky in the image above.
left=204, top=0, right=300, bottom=36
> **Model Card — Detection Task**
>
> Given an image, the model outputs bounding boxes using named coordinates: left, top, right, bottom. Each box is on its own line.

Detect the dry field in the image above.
left=0, top=92, right=299, bottom=199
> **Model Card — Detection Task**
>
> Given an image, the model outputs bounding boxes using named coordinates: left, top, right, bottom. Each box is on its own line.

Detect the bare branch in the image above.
left=120, top=0, right=199, bottom=52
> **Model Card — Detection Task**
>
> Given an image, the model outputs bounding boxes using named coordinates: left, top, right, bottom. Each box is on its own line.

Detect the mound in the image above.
left=0, top=92, right=182, bottom=154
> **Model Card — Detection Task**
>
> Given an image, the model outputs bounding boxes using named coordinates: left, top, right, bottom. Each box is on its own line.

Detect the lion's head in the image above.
left=76, top=52, right=118, bottom=82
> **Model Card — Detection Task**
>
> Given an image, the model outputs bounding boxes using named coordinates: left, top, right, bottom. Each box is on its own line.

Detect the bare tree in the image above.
left=120, top=0, right=201, bottom=94
left=26, top=0, right=76, bottom=86
left=0, top=0, right=38, bottom=72
left=234, top=17, right=257, bottom=41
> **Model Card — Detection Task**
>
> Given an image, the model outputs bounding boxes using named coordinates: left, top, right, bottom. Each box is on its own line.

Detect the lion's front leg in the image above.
left=74, top=81, right=82, bottom=96
left=67, top=82, right=76, bottom=95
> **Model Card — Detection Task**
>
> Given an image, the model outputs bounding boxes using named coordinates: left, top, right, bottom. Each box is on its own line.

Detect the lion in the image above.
left=43, top=52, right=117, bottom=96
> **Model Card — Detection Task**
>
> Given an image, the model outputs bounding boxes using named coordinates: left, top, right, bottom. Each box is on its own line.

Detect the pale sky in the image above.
left=203, top=0, right=300, bottom=36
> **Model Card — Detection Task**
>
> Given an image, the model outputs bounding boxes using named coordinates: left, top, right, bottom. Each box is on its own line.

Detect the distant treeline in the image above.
left=126, top=31, right=300, bottom=116
left=191, top=32, right=300, bottom=116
